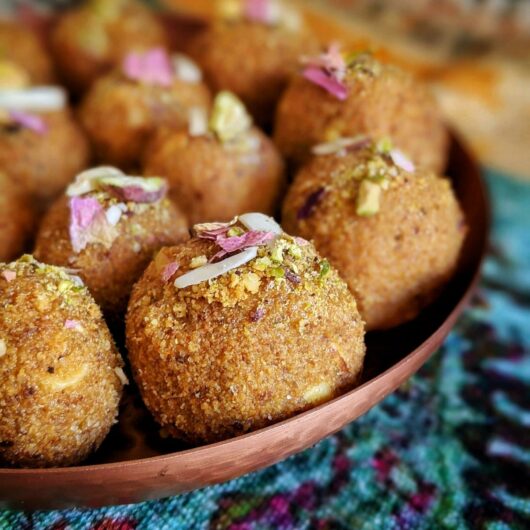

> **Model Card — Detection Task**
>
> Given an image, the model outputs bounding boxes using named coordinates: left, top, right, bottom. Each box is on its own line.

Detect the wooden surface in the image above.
left=0, top=133, right=490, bottom=510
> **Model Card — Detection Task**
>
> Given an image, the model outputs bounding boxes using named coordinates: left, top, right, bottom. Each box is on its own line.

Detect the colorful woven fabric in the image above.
left=1, top=171, right=529, bottom=529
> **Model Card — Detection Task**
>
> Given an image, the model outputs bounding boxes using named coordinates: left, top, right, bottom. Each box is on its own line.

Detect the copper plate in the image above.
left=0, top=131, right=489, bottom=510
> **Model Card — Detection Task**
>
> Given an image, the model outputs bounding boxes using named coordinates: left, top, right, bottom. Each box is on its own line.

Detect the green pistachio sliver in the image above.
left=270, top=267, right=285, bottom=279
left=287, top=244, right=302, bottom=260
left=318, top=259, right=330, bottom=279
left=227, top=226, right=245, bottom=237
left=356, top=180, right=381, bottom=216
left=209, top=91, right=252, bottom=143
left=270, top=245, right=284, bottom=263
left=253, top=256, right=272, bottom=271
left=375, top=137, right=393, bottom=155
left=190, top=255, right=208, bottom=269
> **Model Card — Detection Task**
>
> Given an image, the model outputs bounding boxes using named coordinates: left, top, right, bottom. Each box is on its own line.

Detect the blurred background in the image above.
left=2, top=0, right=529, bottom=179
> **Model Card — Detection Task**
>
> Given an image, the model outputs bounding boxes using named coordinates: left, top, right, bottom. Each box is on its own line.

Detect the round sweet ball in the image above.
left=79, top=48, right=211, bottom=170
left=143, top=91, right=285, bottom=225
left=0, top=21, right=55, bottom=85
left=126, top=213, right=366, bottom=444
left=0, top=171, right=35, bottom=262
left=0, top=255, right=125, bottom=468
left=187, top=0, right=317, bottom=127
left=274, top=47, right=448, bottom=173
left=0, top=88, right=90, bottom=208
left=50, top=0, right=168, bottom=92
left=282, top=137, right=467, bottom=330
left=34, top=167, right=189, bottom=321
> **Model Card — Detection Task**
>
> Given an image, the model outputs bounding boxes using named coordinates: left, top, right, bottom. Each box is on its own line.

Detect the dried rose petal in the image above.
left=245, top=0, right=270, bottom=22
left=1, top=270, right=16, bottom=282
left=193, top=217, right=238, bottom=239
left=217, top=231, right=275, bottom=253
left=250, top=306, right=265, bottom=322
left=103, top=182, right=167, bottom=204
left=297, top=187, right=326, bottom=220
left=161, top=262, right=180, bottom=282
left=294, top=237, right=309, bottom=246
left=390, top=149, right=415, bottom=173
left=303, top=43, right=346, bottom=78
left=64, top=319, right=80, bottom=329
left=9, top=110, right=47, bottom=134
left=69, top=197, right=118, bottom=253
left=303, top=66, right=348, bottom=100
left=211, top=230, right=275, bottom=261
left=285, top=269, right=301, bottom=284
left=123, top=48, right=173, bottom=87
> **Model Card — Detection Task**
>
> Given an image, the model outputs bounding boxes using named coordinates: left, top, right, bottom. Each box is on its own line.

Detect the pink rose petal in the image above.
left=64, top=319, right=80, bottom=330
left=69, top=197, right=117, bottom=253
left=123, top=48, right=173, bottom=87
left=210, top=230, right=276, bottom=262
left=303, top=43, right=346, bottom=77
left=104, top=183, right=167, bottom=204
left=217, top=230, right=276, bottom=253
left=390, top=149, right=415, bottom=173
left=245, top=0, right=270, bottom=22
left=9, top=110, right=47, bottom=134
left=193, top=218, right=238, bottom=240
left=1, top=270, right=16, bottom=282
left=161, top=262, right=180, bottom=282
left=303, top=66, right=348, bottom=100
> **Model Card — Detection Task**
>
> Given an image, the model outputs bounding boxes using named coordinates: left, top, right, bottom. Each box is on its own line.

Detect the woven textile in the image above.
left=1, top=170, right=529, bottom=529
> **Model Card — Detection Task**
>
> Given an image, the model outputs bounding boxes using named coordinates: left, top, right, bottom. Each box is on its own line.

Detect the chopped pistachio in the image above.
left=269, top=267, right=285, bottom=279
left=241, top=272, right=261, bottom=293
left=270, top=244, right=284, bottom=263
left=190, top=255, right=208, bottom=269
left=319, top=259, right=330, bottom=279
left=287, top=243, right=302, bottom=260
left=227, top=226, right=245, bottom=237
left=375, top=137, right=393, bottom=154
left=209, top=91, right=252, bottom=143
left=356, top=180, right=381, bottom=216
left=252, top=256, right=272, bottom=271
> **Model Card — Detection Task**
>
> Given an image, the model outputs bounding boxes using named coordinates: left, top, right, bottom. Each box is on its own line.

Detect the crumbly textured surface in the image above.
left=34, top=194, right=188, bottom=321
left=0, top=109, right=90, bottom=209
left=79, top=72, right=212, bottom=170
left=0, top=21, right=55, bottom=84
left=0, top=257, right=124, bottom=468
left=187, top=21, right=317, bottom=128
left=126, top=234, right=366, bottom=444
left=143, top=128, right=286, bottom=225
left=50, top=0, right=167, bottom=92
left=274, top=57, right=448, bottom=173
left=282, top=149, right=466, bottom=330
left=0, top=172, right=35, bottom=262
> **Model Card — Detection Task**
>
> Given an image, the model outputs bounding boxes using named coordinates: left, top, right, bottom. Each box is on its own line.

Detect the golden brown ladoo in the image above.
left=0, top=255, right=125, bottom=468
left=282, top=137, right=466, bottom=330
left=34, top=167, right=188, bottom=321
left=0, top=171, right=35, bottom=262
left=79, top=48, right=211, bottom=170
left=187, top=0, right=317, bottom=127
left=143, top=91, right=285, bottom=225
left=50, top=0, right=167, bottom=92
left=0, top=87, right=90, bottom=209
left=274, top=46, right=448, bottom=172
left=0, top=20, right=55, bottom=85
left=127, top=213, right=366, bottom=444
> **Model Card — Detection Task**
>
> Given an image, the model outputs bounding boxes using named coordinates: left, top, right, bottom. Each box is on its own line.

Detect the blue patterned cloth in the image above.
left=1, top=170, right=529, bottom=529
